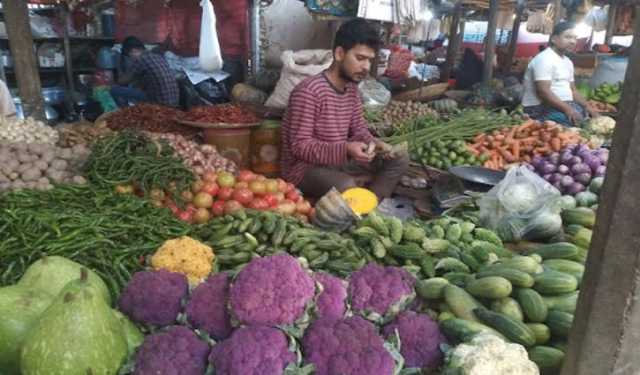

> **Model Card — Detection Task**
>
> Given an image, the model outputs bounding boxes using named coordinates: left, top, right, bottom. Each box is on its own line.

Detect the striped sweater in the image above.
left=281, top=73, right=375, bottom=185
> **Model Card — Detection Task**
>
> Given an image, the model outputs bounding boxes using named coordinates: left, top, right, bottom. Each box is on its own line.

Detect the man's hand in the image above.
left=587, top=106, right=600, bottom=119
left=564, top=108, right=583, bottom=126
left=347, top=142, right=374, bottom=164
left=374, top=140, right=394, bottom=160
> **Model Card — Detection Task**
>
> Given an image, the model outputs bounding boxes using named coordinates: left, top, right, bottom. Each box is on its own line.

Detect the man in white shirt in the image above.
left=0, top=79, right=16, bottom=117
left=522, top=22, right=597, bottom=126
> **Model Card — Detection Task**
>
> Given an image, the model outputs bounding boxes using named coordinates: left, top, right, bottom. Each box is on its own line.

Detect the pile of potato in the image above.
left=0, top=143, right=89, bottom=192
left=379, top=100, right=437, bottom=126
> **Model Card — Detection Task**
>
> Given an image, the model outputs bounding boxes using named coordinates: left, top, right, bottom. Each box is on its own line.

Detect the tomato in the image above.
left=192, top=180, right=205, bottom=193
left=249, top=198, right=270, bottom=210
left=224, top=200, right=244, bottom=215
left=149, top=189, right=165, bottom=201
left=273, top=192, right=285, bottom=203
left=211, top=200, right=226, bottom=217
left=238, top=170, right=256, bottom=183
left=275, top=200, right=297, bottom=215
left=165, top=199, right=179, bottom=214
left=201, top=182, right=219, bottom=197
left=255, top=174, right=267, bottom=182
left=308, top=207, right=315, bottom=218
left=294, top=213, right=309, bottom=223
left=286, top=183, right=296, bottom=194
left=286, top=190, right=301, bottom=203
left=150, top=199, right=164, bottom=208
left=193, top=208, right=211, bottom=224
left=181, top=190, right=194, bottom=202
left=217, top=172, right=236, bottom=188
left=235, top=181, right=249, bottom=189
left=193, top=192, right=214, bottom=208
left=233, top=188, right=254, bottom=205
left=265, top=179, right=279, bottom=194
left=202, top=171, right=218, bottom=183
left=249, top=180, right=267, bottom=195
left=263, top=193, right=279, bottom=208
left=115, top=184, right=134, bottom=194
left=177, top=210, right=193, bottom=223
left=217, top=187, right=233, bottom=201
left=185, top=204, right=197, bottom=213
left=296, top=200, right=312, bottom=215
left=277, top=179, right=288, bottom=193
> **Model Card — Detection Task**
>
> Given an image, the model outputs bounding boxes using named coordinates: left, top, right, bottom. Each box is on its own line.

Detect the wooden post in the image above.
left=605, top=3, right=618, bottom=45
left=441, top=1, right=463, bottom=83
left=457, top=20, right=466, bottom=49
left=504, top=2, right=524, bottom=73
left=3, top=0, right=45, bottom=120
left=482, top=0, right=499, bottom=84
left=561, top=9, right=640, bottom=375
left=553, top=0, right=564, bottom=25
left=62, top=6, right=76, bottom=94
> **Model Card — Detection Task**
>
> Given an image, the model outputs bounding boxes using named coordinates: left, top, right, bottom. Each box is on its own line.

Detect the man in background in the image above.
left=111, top=36, right=179, bottom=107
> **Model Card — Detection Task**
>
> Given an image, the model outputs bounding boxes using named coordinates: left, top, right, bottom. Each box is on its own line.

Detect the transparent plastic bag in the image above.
left=358, top=78, right=391, bottom=110
left=479, top=166, right=562, bottom=242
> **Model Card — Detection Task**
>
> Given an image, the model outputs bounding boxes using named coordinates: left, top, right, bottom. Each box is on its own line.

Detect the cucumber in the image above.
left=389, top=243, right=424, bottom=260
left=562, top=207, right=596, bottom=228
left=435, top=257, right=470, bottom=274
left=517, top=288, right=548, bottom=323
left=472, top=240, right=514, bottom=259
left=528, top=346, right=565, bottom=371
left=526, top=323, right=551, bottom=345
left=440, top=318, right=505, bottom=343
left=543, top=259, right=585, bottom=285
left=542, top=291, right=579, bottom=314
left=474, top=228, right=503, bottom=246
left=443, top=285, right=482, bottom=322
left=443, top=272, right=471, bottom=287
left=546, top=310, right=574, bottom=338
left=473, top=308, right=536, bottom=347
left=460, top=252, right=481, bottom=272
left=530, top=242, right=579, bottom=260
left=476, top=266, right=535, bottom=288
left=499, top=256, right=540, bottom=274
left=529, top=254, right=543, bottom=263
left=568, top=246, right=589, bottom=264
left=438, top=312, right=456, bottom=322
left=465, top=277, right=513, bottom=299
left=415, top=278, right=449, bottom=300
left=471, top=245, right=491, bottom=263
left=491, top=298, right=524, bottom=322
left=534, top=270, right=578, bottom=295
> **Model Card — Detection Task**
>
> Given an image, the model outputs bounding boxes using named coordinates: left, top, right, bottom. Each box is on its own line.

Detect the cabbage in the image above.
left=500, top=182, right=539, bottom=213
left=523, top=211, right=563, bottom=241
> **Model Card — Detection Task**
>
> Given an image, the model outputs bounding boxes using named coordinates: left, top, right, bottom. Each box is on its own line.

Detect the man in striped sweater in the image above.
left=281, top=19, right=409, bottom=200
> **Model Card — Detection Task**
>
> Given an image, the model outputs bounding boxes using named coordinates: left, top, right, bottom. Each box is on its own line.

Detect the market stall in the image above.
left=0, top=0, right=637, bottom=374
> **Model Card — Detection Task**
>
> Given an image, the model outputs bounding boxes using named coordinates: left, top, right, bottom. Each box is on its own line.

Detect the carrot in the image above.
left=498, top=147, right=516, bottom=163
left=511, top=142, right=521, bottom=160
left=474, top=134, right=486, bottom=143
left=495, top=134, right=506, bottom=141
left=550, top=138, right=562, bottom=152
left=518, top=136, right=540, bottom=144
left=517, top=119, right=536, bottom=132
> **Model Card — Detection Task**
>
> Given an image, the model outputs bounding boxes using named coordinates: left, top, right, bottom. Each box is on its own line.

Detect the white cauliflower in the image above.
left=587, top=116, right=615, bottom=135
left=442, top=333, right=540, bottom=375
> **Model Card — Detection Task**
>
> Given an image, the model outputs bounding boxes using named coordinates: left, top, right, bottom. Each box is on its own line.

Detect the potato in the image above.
left=34, top=160, right=49, bottom=171
left=50, top=159, right=68, bottom=171
left=17, top=163, right=33, bottom=173
left=0, top=182, right=10, bottom=191
left=11, top=180, right=25, bottom=190
left=41, top=151, right=55, bottom=163
left=21, top=168, right=42, bottom=182
left=17, top=153, right=32, bottom=163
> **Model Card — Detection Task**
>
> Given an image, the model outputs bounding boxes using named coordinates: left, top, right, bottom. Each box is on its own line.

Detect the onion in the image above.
left=585, top=157, right=602, bottom=174
left=560, top=151, right=574, bottom=165
left=552, top=180, right=564, bottom=192
left=548, top=153, right=560, bottom=165
left=567, top=182, right=586, bottom=195
left=531, top=155, right=545, bottom=170
left=541, top=163, right=557, bottom=174
left=576, top=144, right=591, bottom=155
left=543, top=173, right=553, bottom=181
left=568, top=156, right=583, bottom=166
left=557, top=165, right=570, bottom=175
left=571, top=163, right=591, bottom=175
left=574, top=172, right=592, bottom=185
left=560, top=175, right=575, bottom=187
left=595, top=165, right=607, bottom=177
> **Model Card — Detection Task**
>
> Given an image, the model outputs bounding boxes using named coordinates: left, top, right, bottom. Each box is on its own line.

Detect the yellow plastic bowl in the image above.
left=341, top=188, right=378, bottom=215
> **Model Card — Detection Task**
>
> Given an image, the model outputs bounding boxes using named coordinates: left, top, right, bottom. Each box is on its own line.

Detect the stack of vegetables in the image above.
left=589, top=82, right=622, bottom=107
left=582, top=116, right=616, bottom=148
left=469, top=120, right=585, bottom=170
left=366, top=100, right=438, bottom=137
left=529, top=144, right=608, bottom=195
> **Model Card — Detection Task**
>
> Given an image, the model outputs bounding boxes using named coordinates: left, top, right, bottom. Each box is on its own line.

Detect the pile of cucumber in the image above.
left=417, top=240, right=587, bottom=373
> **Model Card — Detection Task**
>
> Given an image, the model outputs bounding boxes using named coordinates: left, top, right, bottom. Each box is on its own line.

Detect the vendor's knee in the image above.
left=386, top=153, right=410, bottom=173
left=333, top=176, right=358, bottom=192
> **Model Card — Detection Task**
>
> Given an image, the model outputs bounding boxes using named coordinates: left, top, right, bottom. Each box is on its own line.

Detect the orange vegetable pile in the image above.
left=468, top=120, right=585, bottom=170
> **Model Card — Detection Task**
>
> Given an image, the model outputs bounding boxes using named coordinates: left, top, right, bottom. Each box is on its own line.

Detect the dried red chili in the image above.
left=184, top=104, right=260, bottom=124
left=106, top=104, right=199, bottom=137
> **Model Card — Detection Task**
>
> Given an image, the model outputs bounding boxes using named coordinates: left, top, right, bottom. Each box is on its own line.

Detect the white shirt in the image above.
left=0, top=79, right=16, bottom=116
left=522, top=48, right=575, bottom=107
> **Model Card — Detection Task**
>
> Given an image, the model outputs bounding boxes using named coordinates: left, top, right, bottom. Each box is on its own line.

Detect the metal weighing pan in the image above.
left=448, top=166, right=506, bottom=187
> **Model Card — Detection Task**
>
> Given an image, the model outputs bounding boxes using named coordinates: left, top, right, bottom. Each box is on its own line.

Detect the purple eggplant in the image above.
left=574, top=172, right=593, bottom=185
left=571, top=163, right=591, bottom=175
left=552, top=180, right=564, bottom=192
left=595, top=165, right=607, bottom=177
left=560, top=175, right=575, bottom=187
left=543, top=173, right=553, bottom=182
left=567, top=182, right=586, bottom=195
left=568, top=156, right=583, bottom=166
left=547, top=152, right=560, bottom=166
left=557, top=165, right=570, bottom=175
left=540, top=163, right=557, bottom=174
left=560, top=151, right=574, bottom=165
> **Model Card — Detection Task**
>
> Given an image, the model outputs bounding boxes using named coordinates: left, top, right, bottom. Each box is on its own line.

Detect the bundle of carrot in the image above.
left=467, top=120, right=585, bottom=170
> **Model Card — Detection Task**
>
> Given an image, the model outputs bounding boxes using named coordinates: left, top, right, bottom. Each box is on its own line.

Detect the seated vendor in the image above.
left=281, top=19, right=409, bottom=200
left=111, top=36, right=179, bottom=107
left=522, top=22, right=598, bottom=126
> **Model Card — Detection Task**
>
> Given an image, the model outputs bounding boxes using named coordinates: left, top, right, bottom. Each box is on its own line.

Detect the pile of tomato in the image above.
left=158, top=170, right=313, bottom=224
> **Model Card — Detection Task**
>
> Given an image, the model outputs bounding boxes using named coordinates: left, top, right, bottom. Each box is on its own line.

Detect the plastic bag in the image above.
left=265, top=50, right=333, bottom=109
left=478, top=166, right=562, bottom=242
left=358, top=78, right=391, bottom=110
left=199, top=0, right=223, bottom=72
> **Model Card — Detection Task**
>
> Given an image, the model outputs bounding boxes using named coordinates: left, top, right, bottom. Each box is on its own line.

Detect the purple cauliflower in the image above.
left=302, top=316, right=396, bottom=375
left=134, top=326, right=210, bottom=375
left=209, top=325, right=296, bottom=375
left=118, top=269, right=188, bottom=326
left=382, top=311, right=447, bottom=370
left=229, top=254, right=315, bottom=326
left=185, top=272, right=232, bottom=340
left=348, top=264, right=416, bottom=322
left=313, top=272, right=347, bottom=320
